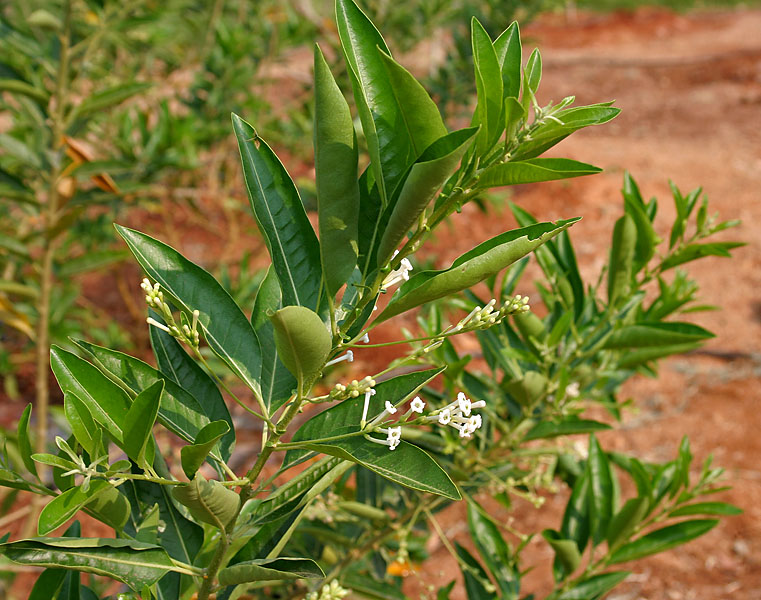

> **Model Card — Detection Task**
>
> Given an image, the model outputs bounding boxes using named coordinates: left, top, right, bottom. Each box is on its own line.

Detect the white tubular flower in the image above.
left=360, top=388, right=376, bottom=428
left=146, top=317, right=171, bottom=334
left=385, top=426, right=402, bottom=450
left=457, top=392, right=472, bottom=417
left=385, top=401, right=397, bottom=415
left=325, top=350, right=354, bottom=367
left=410, top=396, right=425, bottom=414
left=381, top=252, right=414, bottom=292
left=565, top=382, right=581, bottom=398
left=438, top=408, right=452, bottom=425
left=359, top=333, right=370, bottom=344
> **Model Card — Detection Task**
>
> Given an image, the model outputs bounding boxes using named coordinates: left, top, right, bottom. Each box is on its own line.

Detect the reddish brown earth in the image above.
left=2, top=6, right=761, bottom=600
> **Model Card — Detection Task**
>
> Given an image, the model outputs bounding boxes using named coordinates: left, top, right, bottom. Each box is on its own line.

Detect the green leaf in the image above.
left=622, top=175, right=659, bottom=273
left=542, top=530, right=581, bottom=579
left=561, top=469, right=590, bottom=553
left=493, top=22, right=522, bottom=100
left=218, top=557, right=324, bottom=585
left=618, top=342, right=702, bottom=369
left=471, top=18, right=503, bottom=153
left=77, top=340, right=229, bottom=461
left=607, top=214, right=636, bottom=307
left=17, top=403, right=37, bottom=478
left=181, top=420, right=230, bottom=479
left=0, top=78, right=49, bottom=103
left=123, top=380, right=162, bottom=468
left=342, top=573, right=406, bottom=600
left=377, top=127, right=478, bottom=265
left=0, top=133, right=41, bottom=168
left=376, top=219, right=579, bottom=323
left=148, top=316, right=235, bottom=459
left=50, top=347, right=130, bottom=444
left=467, top=501, right=520, bottom=597
left=115, top=225, right=262, bottom=398
left=609, top=519, right=719, bottom=564
left=314, top=44, right=360, bottom=297
left=336, top=0, right=443, bottom=203
left=604, top=322, right=715, bottom=349
left=660, top=241, right=745, bottom=271
left=524, top=419, right=611, bottom=441
left=250, top=267, right=297, bottom=412
left=84, top=485, right=131, bottom=533
left=172, top=474, right=240, bottom=532
left=0, top=537, right=174, bottom=591
left=56, top=249, right=129, bottom=278
left=38, top=481, right=119, bottom=535
left=270, top=305, right=332, bottom=384
left=284, top=369, right=459, bottom=499
left=525, top=48, right=542, bottom=96
left=232, top=115, right=323, bottom=311
left=63, top=393, right=99, bottom=457
left=70, top=83, right=151, bottom=121
left=606, top=496, right=650, bottom=550
left=454, top=542, right=493, bottom=599
left=29, top=568, right=66, bottom=600
left=478, top=158, right=601, bottom=189
left=557, top=571, right=630, bottom=599
left=587, top=435, right=614, bottom=546
left=668, top=502, right=743, bottom=517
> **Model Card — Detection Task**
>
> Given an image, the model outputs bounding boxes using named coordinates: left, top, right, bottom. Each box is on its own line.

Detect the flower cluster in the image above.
left=453, top=295, right=530, bottom=332
left=381, top=251, right=413, bottom=292
left=364, top=391, right=485, bottom=450
left=306, top=580, right=349, bottom=600
left=141, top=278, right=200, bottom=348
left=329, top=375, right=376, bottom=401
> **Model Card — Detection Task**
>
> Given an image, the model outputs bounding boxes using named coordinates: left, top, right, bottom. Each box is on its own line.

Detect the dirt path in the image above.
left=405, top=8, right=761, bottom=599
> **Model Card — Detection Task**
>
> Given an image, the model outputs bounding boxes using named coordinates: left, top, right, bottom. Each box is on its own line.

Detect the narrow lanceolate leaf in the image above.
left=270, top=305, right=332, bottom=384
left=609, top=519, right=719, bottom=564
left=181, top=420, right=230, bottom=479
left=561, top=470, right=590, bottom=553
left=455, top=543, right=493, bottom=600
left=477, top=158, right=602, bottom=189
left=63, top=393, right=99, bottom=457
left=587, top=435, right=614, bottom=546
left=283, top=369, right=458, bottom=500
left=172, top=474, right=240, bottom=532
left=77, top=340, right=229, bottom=461
left=218, top=557, right=324, bottom=585
left=0, top=537, right=175, bottom=591
left=668, top=502, right=743, bottom=517
left=336, top=0, right=444, bottom=203
left=376, top=219, right=580, bottom=323
left=467, top=501, right=520, bottom=597
left=472, top=18, right=504, bottom=153
left=116, top=225, right=262, bottom=398
left=123, top=380, right=162, bottom=468
left=604, top=322, right=715, bottom=349
left=69, top=82, right=151, bottom=121
left=50, top=346, right=130, bottom=443
left=17, top=404, right=37, bottom=478
left=314, top=44, right=360, bottom=296
left=524, top=419, right=611, bottom=441
left=251, top=267, right=297, bottom=412
left=377, top=127, right=478, bottom=265
left=149, top=318, right=235, bottom=459
left=232, top=114, right=322, bottom=311
left=557, top=571, right=630, bottom=600
left=493, top=22, right=522, bottom=100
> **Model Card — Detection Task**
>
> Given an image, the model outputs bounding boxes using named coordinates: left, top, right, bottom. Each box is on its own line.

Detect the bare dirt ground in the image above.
left=1, top=6, right=760, bottom=600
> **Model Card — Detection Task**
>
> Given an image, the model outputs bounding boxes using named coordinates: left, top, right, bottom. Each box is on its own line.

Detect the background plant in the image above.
left=0, top=1, right=742, bottom=600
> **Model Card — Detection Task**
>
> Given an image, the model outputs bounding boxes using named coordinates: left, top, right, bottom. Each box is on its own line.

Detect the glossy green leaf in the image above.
left=284, top=369, right=458, bottom=499
left=606, top=496, right=650, bottom=550
left=123, top=380, right=162, bottom=468
left=172, top=474, right=240, bottom=532
left=63, top=393, right=99, bottom=457
left=336, top=0, right=443, bottom=202
left=17, top=403, right=37, bottom=478
left=376, top=219, right=579, bottom=323
left=607, top=214, right=636, bottom=307
left=622, top=174, right=659, bottom=273
left=542, top=529, right=581, bottom=579
left=181, top=420, right=230, bottom=479
left=561, top=469, right=590, bottom=552
left=84, top=485, right=131, bottom=533
left=618, top=342, right=702, bottom=369
left=0, top=537, right=174, bottom=591
left=660, top=241, right=745, bottom=271
left=77, top=340, right=229, bottom=461
left=116, top=225, right=262, bottom=397
left=270, top=305, right=332, bottom=384
left=494, top=22, right=522, bottom=100
left=70, top=83, right=151, bottom=121
left=314, top=44, right=360, bottom=296
left=668, top=502, right=743, bottom=517
left=557, top=571, right=630, bottom=599
left=471, top=18, right=503, bottom=153
left=454, top=542, right=493, bottom=600
left=250, top=267, right=296, bottom=412
left=377, top=127, right=478, bottom=265
left=233, top=114, right=323, bottom=310
left=29, top=567, right=66, bottom=600
left=478, top=158, right=601, bottom=189
left=609, top=519, right=719, bottom=564
left=587, top=435, right=614, bottom=546
left=524, top=419, right=611, bottom=442
left=604, top=322, right=715, bottom=349
left=218, top=557, right=324, bottom=585
left=467, top=501, right=520, bottom=597
left=39, top=482, right=111, bottom=535
left=50, top=346, right=130, bottom=443
left=525, top=48, right=542, bottom=96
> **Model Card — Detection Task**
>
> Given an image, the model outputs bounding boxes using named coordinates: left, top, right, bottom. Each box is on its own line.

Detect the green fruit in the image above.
left=270, top=305, right=332, bottom=382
